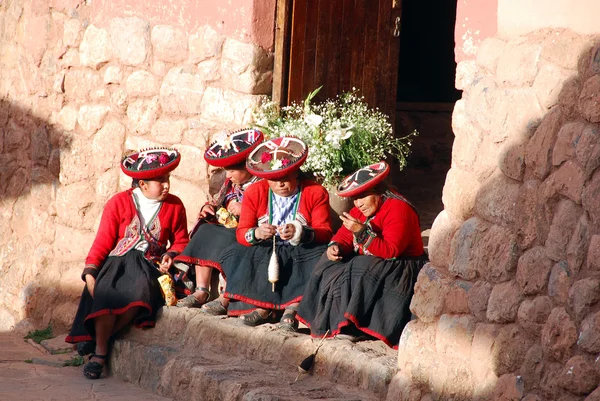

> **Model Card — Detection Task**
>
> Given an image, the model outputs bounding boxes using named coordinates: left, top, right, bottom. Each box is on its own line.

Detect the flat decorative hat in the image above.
left=336, top=161, right=390, bottom=197
left=121, top=148, right=181, bottom=179
left=204, top=128, right=264, bottom=167
left=246, top=136, right=308, bottom=180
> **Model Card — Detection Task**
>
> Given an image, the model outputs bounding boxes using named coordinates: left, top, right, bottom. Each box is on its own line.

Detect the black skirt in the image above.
left=65, top=250, right=164, bottom=343
left=219, top=241, right=328, bottom=315
left=297, top=253, right=428, bottom=348
left=174, top=223, right=236, bottom=269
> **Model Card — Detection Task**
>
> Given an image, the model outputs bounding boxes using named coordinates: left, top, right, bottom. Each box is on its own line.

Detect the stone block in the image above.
left=60, top=48, right=80, bottom=68
left=109, top=17, right=150, bottom=66
left=492, top=374, right=524, bottom=401
left=53, top=223, right=95, bottom=263
left=442, top=167, right=480, bottom=222
left=110, top=88, right=128, bottom=113
left=40, top=334, right=74, bottom=355
left=474, top=171, right=520, bottom=227
left=104, top=65, right=123, bottom=84
left=468, top=281, right=493, bottom=321
left=496, top=39, right=541, bottom=86
left=445, top=280, right=472, bottom=315
left=520, top=344, right=544, bottom=393
left=516, top=246, right=553, bottom=295
left=541, top=30, right=593, bottom=71
left=221, top=60, right=273, bottom=94
left=188, top=25, right=224, bottom=63
left=79, top=24, right=111, bottom=69
left=578, top=310, right=600, bottom=353
left=397, top=320, right=436, bottom=372
left=159, top=67, right=206, bottom=115
left=451, top=122, right=482, bottom=173
left=126, top=70, right=159, bottom=97
left=541, top=307, right=577, bottom=363
left=126, top=96, right=160, bottom=135
left=200, top=87, right=262, bottom=125
left=517, top=296, right=552, bottom=335
left=499, top=140, right=526, bottom=181
left=92, top=121, right=126, bottom=172
left=455, top=60, right=480, bottom=91
left=475, top=224, right=520, bottom=283
left=197, top=59, right=221, bottom=82
left=55, top=181, right=98, bottom=230
left=547, top=161, right=586, bottom=204
left=548, top=260, right=572, bottom=304
left=169, top=177, right=210, bottom=229
left=587, top=388, right=600, bottom=401
left=426, top=210, right=460, bottom=269
left=552, top=122, right=586, bottom=167
left=150, top=118, right=186, bottom=145
left=533, top=63, right=574, bottom=110
left=569, top=277, right=600, bottom=322
left=515, top=180, right=540, bottom=248
left=17, top=14, right=50, bottom=66
left=59, top=133, right=93, bottom=185
left=470, top=323, right=500, bottom=380
left=490, top=87, right=544, bottom=144
left=436, top=314, right=476, bottom=361
left=56, top=105, right=78, bottom=130
left=449, top=217, right=488, bottom=280
left=58, top=265, right=84, bottom=299
left=540, top=361, right=564, bottom=400
left=95, top=169, right=119, bottom=204
left=63, top=68, right=102, bottom=104
left=409, top=265, right=451, bottom=323
left=587, top=235, right=600, bottom=271
left=463, top=76, right=497, bottom=132
left=579, top=75, right=600, bottom=123
left=77, top=104, right=110, bottom=135
left=559, top=355, right=599, bottom=395
left=475, top=37, right=506, bottom=73
left=545, top=199, right=582, bottom=262
left=524, top=107, right=563, bottom=181
left=487, top=281, right=522, bottom=323
left=583, top=169, right=600, bottom=227
left=172, top=144, right=207, bottom=185
left=575, top=124, right=600, bottom=179
left=151, top=25, right=188, bottom=63
left=566, top=215, right=589, bottom=276
left=63, top=18, right=81, bottom=47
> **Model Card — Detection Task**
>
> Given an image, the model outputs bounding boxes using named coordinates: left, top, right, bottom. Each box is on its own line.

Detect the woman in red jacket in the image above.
left=65, top=148, right=189, bottom=379
left=297, top=162, right=428, bottom=348
left=204, top=137, right=333, bottom=331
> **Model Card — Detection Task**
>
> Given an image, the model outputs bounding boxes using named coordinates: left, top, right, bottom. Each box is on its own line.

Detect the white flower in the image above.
left=213, top=131, right=232, bottom=150
left=325, top=128, right=354, bottom=149
left=271, top=159, right=283, bottom=170
left=304, top=113, right=323, bottom=127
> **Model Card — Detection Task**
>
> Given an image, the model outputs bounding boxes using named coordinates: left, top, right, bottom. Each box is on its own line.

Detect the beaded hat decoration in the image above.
left=336, top=161, right=390, bottom=197
left=204, top=128, right=264, bottom=168
left=246, top=136, right=308, bottom=180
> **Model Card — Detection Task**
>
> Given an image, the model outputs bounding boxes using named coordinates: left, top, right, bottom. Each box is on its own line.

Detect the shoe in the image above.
left=176, top=287, right=210, bottom=308
left=200, top=299, right=228, bottom=316
left=83, top=354, right=106, bottom=379
left=240, top=310, right=276, bottom=327
left=277, top=312, right=299, bottom=332
left=76, top=341, right=96, bottom=357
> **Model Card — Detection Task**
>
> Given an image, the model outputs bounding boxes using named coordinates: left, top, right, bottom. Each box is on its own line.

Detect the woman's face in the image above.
left=225, top=167, right=252, bottom=185
left=139, top=174, right=170, bottom=201
left=267, top=174, right=298, bottom=197
left=353, top=192, right=382, bottom=217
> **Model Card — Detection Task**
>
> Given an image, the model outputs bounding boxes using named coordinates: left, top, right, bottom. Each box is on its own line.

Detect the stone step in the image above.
left=109, top=307, right=400, bottom=400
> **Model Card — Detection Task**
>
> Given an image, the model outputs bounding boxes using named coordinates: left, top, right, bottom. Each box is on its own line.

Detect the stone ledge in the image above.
left=110, top=307, right=399, bottom=400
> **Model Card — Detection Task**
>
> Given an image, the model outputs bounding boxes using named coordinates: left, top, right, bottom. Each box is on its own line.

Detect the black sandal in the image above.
left=176, top=287, right=210, bottom=308
left=201, top=299, right=228, bottom=316
left=83, top=354, right=106, bottom=380
left=240, top=310, right=275, bottom=327
left=278, top=312, right=299, bottom=332
left=76, top=340, right=96, bottom=357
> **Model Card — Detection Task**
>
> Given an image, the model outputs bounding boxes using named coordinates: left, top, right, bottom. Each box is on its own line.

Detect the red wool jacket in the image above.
left=84, top=189, right=189, bottom=275
left=236, top=179, right=333, bottom=246
left=331, top=195, right=424, bottom=258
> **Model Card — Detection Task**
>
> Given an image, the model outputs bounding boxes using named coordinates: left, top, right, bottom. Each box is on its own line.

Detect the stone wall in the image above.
left=394, top=29, right=600, bottom=400
left=0, top=0, right=274, bottom=332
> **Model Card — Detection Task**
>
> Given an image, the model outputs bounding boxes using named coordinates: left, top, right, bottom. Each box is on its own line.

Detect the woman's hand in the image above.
left=226, top=201, right=242, bottom=217
left=198, top=204, right=215, bottom=220
left=339, top=212, right=364, bottom=233
left=85, top=275, right=96, bottom=297
left=158, top=254, right=173, bottom=273
left=255, top=223, right=278, bottom=240
left=278, top=223, right=296, bottom=241
left=327, top=244, right=343, bottom=262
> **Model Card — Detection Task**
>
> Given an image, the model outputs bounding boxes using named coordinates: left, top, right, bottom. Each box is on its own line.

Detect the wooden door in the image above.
left=273, top=0, right=402, bottom=125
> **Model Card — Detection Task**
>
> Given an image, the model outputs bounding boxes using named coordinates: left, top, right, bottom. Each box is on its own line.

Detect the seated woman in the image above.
left=173, top=128, right=263, bottom=308
left=65, top=148, right=189, bottom=379
left=210, top=137, right=333, bottom=330
left=297, top=162, right=428, bottom=348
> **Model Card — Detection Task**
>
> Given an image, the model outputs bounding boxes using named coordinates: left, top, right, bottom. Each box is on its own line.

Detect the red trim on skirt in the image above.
left=65, top=334, right=93, bottom=344
left=84, top=301, right=153, bottom=323
left=174, top=256, right=222, bottom=270
left=224, top=292, right=302, bottom=313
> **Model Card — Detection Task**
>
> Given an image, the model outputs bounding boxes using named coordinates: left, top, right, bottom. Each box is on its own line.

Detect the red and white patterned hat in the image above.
left=121, top=148, right=181, bottom=180
left=336, top=162, right=390, bottom=197
left=204, top=128, right=264, bottom=168
left=246, top=137, right=308, bottom=180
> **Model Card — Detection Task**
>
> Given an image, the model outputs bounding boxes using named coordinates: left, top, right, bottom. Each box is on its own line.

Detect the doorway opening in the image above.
left=391, top=0, right=460, bottom=234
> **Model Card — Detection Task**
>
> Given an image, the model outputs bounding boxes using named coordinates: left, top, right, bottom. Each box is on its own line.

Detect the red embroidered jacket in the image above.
left=331, top=195, right=424, bottom=258
left=236, top=179, right=333, bottom=246
left=82, top=189, right=189, bottom=280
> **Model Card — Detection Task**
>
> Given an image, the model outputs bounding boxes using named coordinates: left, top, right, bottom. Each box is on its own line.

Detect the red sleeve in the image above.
left=308, top=185, right=333, bottom=244
left=236, top=182, right=261, bottom=246
left=85, top=195, right=121, bottom=268
left=359, top=199, right=419, bottom=258
left=167, top=202, right=189, bottom=254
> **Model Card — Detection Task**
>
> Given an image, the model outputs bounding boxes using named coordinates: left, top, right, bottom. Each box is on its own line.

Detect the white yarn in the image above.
left=268, top=235, right=279, bottom=291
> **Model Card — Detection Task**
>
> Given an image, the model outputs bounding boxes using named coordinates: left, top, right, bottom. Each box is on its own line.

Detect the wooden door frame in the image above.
left=272, top=0, right=293, bottom=106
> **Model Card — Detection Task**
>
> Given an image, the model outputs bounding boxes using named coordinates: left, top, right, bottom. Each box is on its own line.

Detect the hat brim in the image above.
left=121, top=151, right=181, bottom=179
left=246, top=137, right=308, bottom=180
left=336, top=162, right=390, bottom=197
left=204, top=129, right=264, bottom=168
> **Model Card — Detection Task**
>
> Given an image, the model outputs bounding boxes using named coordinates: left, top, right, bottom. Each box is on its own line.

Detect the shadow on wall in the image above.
left=393, top=33, right=600, bottom=400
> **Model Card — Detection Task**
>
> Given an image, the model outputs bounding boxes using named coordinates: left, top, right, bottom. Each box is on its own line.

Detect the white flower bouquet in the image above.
left=253, top=87, right=418, bottom=188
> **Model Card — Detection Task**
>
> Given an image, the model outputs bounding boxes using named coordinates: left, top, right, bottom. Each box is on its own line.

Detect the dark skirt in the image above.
left=65, top=250, right=164, bottom=343
left=219, top=241, right=328, bottom=316
left=297, top=253, right=428, bottom=348
left=174, top=223, right=236, bottom=269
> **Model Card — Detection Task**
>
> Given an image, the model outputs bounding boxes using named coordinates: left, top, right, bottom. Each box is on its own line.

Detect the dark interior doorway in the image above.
left=390, top=0, right=460, bottom=237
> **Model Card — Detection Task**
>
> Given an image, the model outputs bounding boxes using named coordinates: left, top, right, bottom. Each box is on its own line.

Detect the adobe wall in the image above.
left=0, top=0, right=275, bottom=332
left=394, top=26, right=600, bottom=400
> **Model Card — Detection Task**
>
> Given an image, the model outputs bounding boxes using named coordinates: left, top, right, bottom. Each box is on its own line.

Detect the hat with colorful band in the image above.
left=204, top=128, right=264, bottom=168
left=336, top=161, right=390, bottom=197
left=121, top=148, right=181, bottom=179
left=246, top=136, right=308, bottom=180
